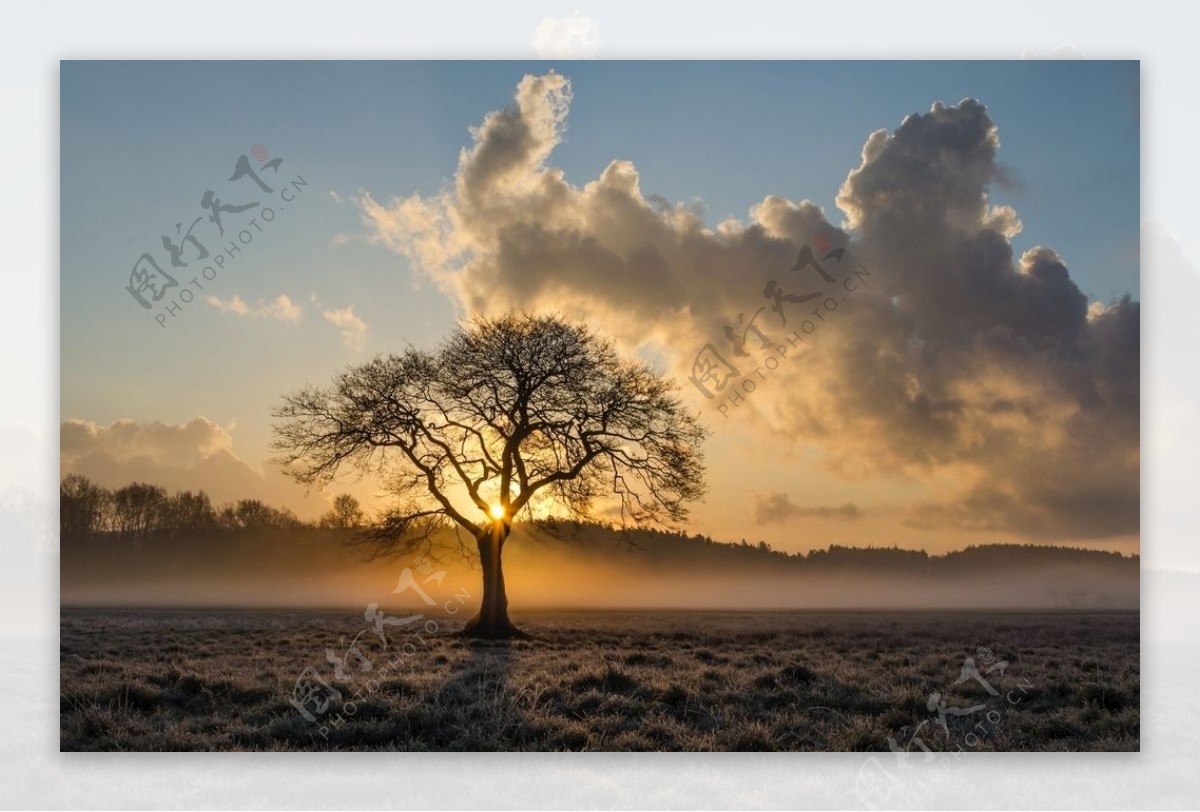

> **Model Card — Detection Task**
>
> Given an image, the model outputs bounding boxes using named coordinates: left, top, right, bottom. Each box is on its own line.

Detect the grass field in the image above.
left=60, top=609, right=1138, bottom=752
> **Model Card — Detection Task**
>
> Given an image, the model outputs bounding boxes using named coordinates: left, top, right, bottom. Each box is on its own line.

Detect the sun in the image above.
left=489, top=503, right=506, bottom=520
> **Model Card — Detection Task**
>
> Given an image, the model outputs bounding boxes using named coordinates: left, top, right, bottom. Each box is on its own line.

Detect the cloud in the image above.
left=826, top=99, right=1138, bottom=538
left=206, top=294, right=302, bottom=321
left=352, top=75, right=1139, bottom=541
left=754, top=493, right=862, bottom=524
left=61, top=417, right=235, bottom=469
left=323, top=305, right=368, bottom=349
left=59, top=418, right=322, bottom=516
left=533, top=15, right=600, bottom=59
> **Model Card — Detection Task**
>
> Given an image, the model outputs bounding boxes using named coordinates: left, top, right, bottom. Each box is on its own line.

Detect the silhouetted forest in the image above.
left=61, top=477, right=1137, bottom=590
left=525, top=517, right=1137, bottom=576
left=59, top=475, right=365, bottom=538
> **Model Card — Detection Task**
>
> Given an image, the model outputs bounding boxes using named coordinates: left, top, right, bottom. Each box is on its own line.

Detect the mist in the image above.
left=61, top=524, right=1137, bottom=612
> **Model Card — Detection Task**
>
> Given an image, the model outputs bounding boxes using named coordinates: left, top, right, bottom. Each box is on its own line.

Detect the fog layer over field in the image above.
left=61, top=524, right=1138, bottom=611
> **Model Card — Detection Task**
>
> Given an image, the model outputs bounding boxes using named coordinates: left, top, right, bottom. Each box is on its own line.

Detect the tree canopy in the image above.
left=271, top=313, right=708, bottom=637
left=272, top=313, right=707, bottom=550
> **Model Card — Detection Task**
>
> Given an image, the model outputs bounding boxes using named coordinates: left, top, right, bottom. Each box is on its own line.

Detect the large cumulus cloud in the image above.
left=352, top=74, right=1138, bottom=541
left=828, top=101, right=1138, bottom=538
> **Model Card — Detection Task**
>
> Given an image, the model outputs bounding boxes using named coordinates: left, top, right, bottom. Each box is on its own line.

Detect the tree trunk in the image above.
left=459, top=520, right=525, bottom=639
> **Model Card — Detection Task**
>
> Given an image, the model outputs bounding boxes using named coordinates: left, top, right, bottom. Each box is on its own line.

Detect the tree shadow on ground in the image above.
left=416, top=639, right=524, bottom=750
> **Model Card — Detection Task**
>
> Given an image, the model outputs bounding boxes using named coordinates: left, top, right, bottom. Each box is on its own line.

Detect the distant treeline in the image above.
left=529, top=518, right=1139, bottom=573
left=59, top=475, right=365, bottom=539
left=60, top=477, right=1138, bottom=578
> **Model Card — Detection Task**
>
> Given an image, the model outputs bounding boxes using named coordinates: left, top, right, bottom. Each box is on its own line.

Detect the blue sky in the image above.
left=60, top=60, right=1140, bottom=546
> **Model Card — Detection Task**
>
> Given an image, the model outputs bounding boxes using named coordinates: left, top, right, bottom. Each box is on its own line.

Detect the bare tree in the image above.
left=320, top=494, right=365, bottom=529
left=169, top=490, right=218, bottom=533
left=217, top=499, right=301, bottom=531
left=60, top=474, right=109, bottom=538
left=109, top=482, right=170, bottom=539
left=273, top=313, right=707, bottom=638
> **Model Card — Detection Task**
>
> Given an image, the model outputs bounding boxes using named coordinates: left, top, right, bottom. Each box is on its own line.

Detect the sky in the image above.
left=60, top=60, right=1140, bottom=556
